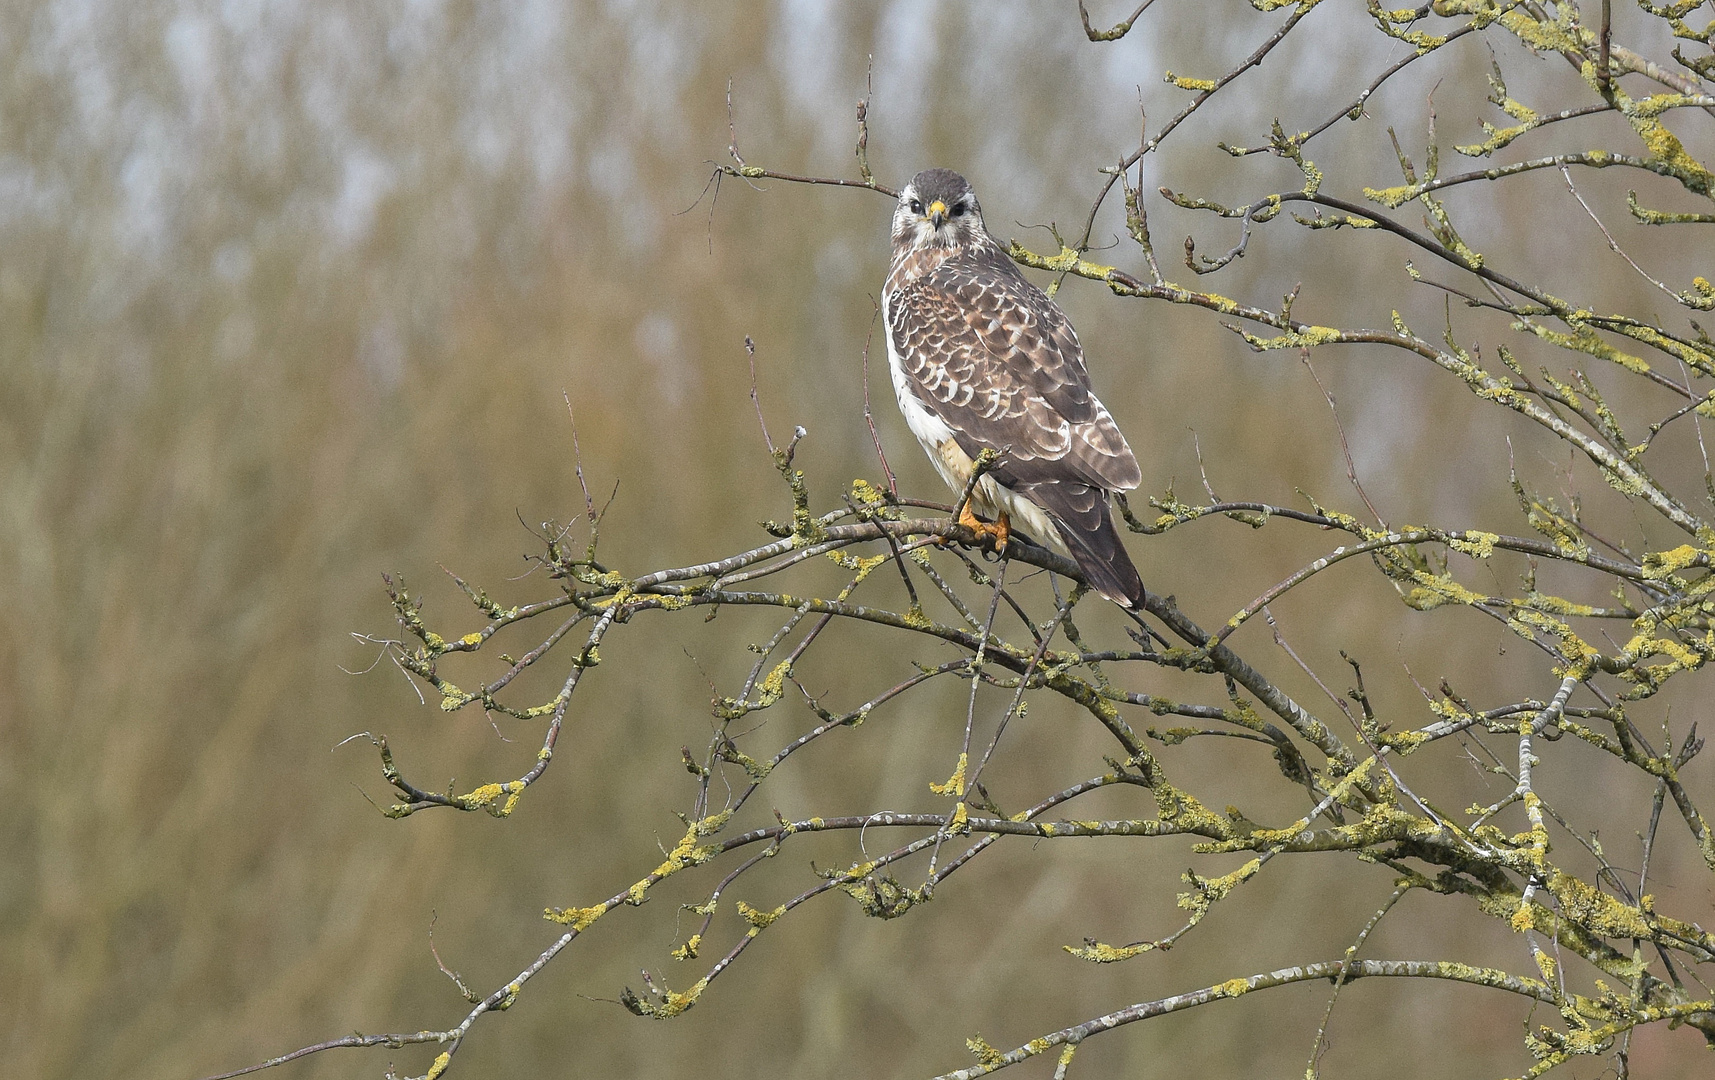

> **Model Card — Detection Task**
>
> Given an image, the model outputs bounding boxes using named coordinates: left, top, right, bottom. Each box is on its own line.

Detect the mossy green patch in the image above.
left=544, top=903, right=606, bottom=930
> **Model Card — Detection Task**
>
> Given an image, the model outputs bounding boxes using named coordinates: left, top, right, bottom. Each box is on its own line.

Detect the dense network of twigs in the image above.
left=213, top=3, right=1715, bottom=1079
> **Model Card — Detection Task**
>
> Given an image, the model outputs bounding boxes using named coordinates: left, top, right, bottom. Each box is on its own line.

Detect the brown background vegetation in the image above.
left=2, top=2, right=1711, bottom=1077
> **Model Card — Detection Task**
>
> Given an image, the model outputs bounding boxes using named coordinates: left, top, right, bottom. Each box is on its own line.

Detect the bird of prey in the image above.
left=880, top=168, right=1145, bottom=608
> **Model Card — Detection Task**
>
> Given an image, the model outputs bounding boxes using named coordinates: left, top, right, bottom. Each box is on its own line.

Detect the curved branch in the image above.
left=930, top=959, right=1567, bottom=1080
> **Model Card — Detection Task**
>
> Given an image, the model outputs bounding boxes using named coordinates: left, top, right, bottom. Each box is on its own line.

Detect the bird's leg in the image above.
left=956, top=503, right=1010, bottom=554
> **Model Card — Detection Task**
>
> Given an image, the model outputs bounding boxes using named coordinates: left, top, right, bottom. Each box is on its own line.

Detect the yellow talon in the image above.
left=956, top=504, right=1010, bottom=554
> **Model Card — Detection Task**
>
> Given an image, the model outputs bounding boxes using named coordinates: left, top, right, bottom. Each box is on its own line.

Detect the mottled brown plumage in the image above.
left=881, top=168, right=1145, bottom=607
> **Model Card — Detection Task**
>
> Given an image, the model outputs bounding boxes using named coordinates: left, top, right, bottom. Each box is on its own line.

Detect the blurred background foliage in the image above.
left=1, top=1, right=1711, bottom=1077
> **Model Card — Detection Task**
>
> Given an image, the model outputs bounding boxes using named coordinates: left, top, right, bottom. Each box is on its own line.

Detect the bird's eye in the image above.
left=950, top=203, right=965, bottom=217
left=909, top=199, right=923, bottom=214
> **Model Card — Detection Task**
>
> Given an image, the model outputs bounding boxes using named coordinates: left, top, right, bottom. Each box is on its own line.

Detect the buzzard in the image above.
left=881, top=168, right=1145, bottom=607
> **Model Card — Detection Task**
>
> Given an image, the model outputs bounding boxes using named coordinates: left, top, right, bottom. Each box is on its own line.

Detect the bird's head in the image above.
left=892, top=169, right=984, bottom=252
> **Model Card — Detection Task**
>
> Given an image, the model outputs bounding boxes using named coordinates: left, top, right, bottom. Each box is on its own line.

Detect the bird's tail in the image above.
left=1061, top=505, right=1145, bottom=608
left=1021, top=482, right=1145, bottom=608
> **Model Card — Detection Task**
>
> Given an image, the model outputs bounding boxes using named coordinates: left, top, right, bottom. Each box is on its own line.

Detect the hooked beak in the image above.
left=928, top=200, right=947, bottom=227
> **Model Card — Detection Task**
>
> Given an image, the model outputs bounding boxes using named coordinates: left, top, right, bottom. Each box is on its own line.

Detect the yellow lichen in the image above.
left=1401, top=573, right=1488, bottom=611
left=1240, top=325, right=1345, bottom=351
left=826, top=549, right=887, bottom=574
left=851, top=478, right=888, bottom=506
left=1363, top=184, right=1416, bottom=208
left=737, top=900, right=786, bottom=929
left=647, top=977, right=709, bottom=1018
left=623, top=812, right=733, bottom=905
left=1449, top=531, right=1498, bottom=559
left=1164, top=71, right=1217, bottom=92
left=1178, top=858, right=1263, bottom=919
left=1511, top=903, right=1538, bottom=933
left=930, top=753, right=967, bottom=797
left=757, top=660, right=793, bottom=705
left=1643, top=544, right=1705, bottom=578
left=437, top=681, right=468, bottom=711
left=900, top=605, right=932, bottom=629
left=543, top=903, right=606, bottom=930
left=1379, top=729, right=1431, bottom=755
left=456, top=781, right=507, bottom=816
left=1533, top=948, right=1557, bottom=983
left=1547, top=871, right=1652, bottom=938
left=1065, top=940, right=1154, bottom=963
left=966, top=1036, right=1005, bottom=1066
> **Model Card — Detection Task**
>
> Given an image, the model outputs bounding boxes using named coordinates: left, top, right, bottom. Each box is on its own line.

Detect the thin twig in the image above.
left=1301, top=349, right=1386, bottom=527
